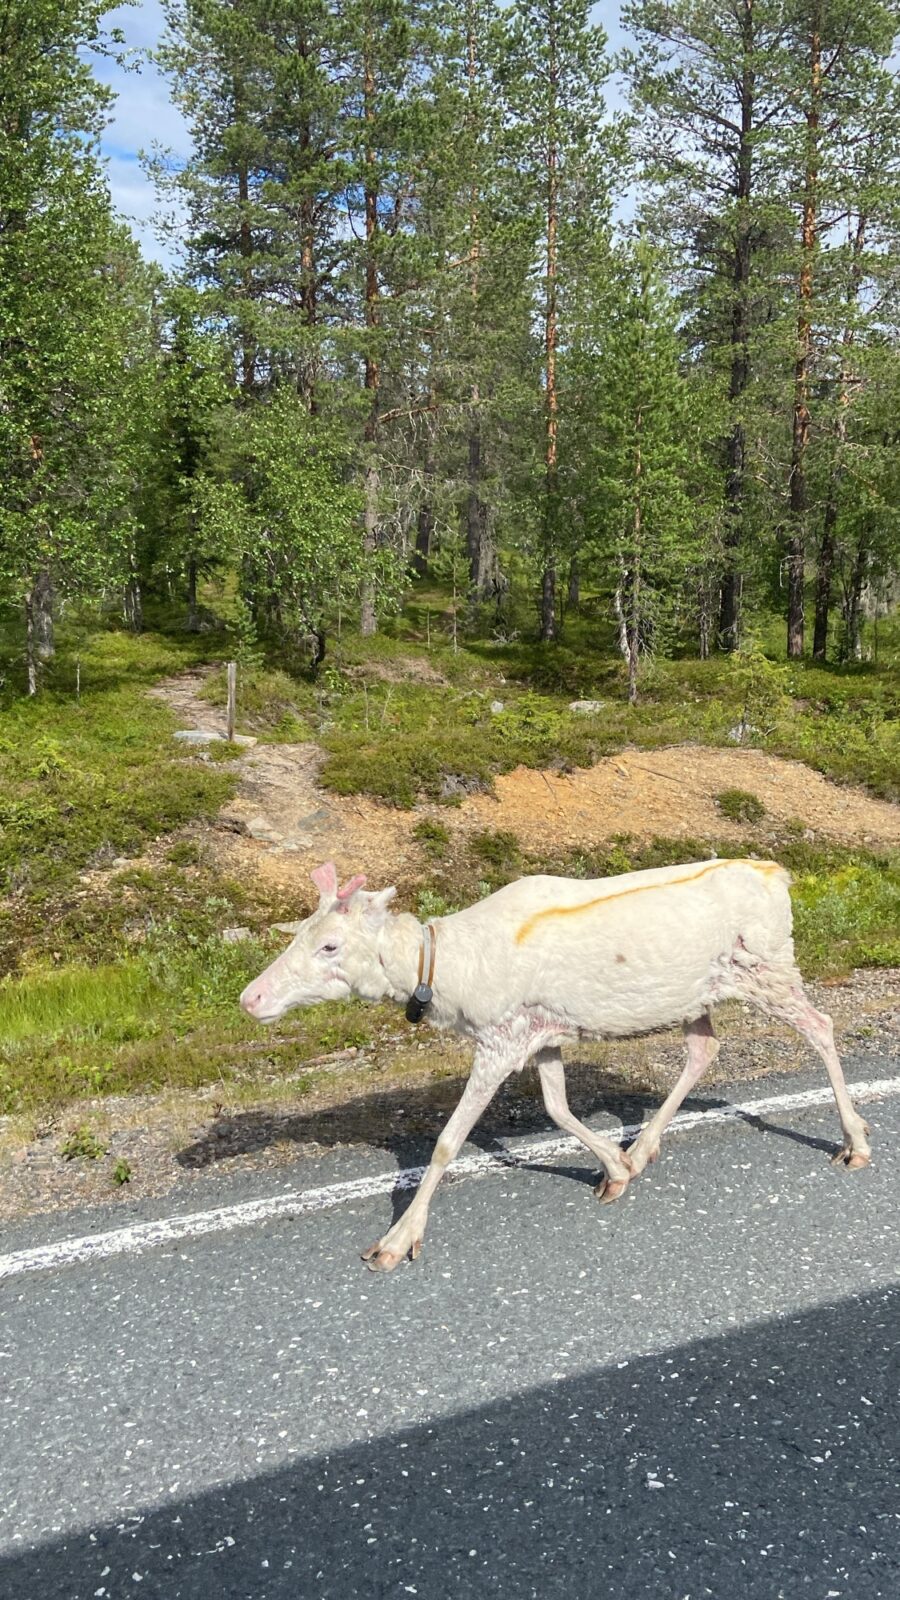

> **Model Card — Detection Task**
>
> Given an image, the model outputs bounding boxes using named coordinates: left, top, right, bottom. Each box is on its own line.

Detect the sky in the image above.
left=95, top=2, right=191, bottom=264
left=95, top=1, right=630, bottom=269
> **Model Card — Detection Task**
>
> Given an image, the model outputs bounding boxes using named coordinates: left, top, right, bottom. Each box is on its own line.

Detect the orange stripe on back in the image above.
left=513, top=859, right=783, bottom=945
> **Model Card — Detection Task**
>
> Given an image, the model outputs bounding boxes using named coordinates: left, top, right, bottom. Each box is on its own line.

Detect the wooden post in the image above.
left=226, top=660, right=237, bottom=742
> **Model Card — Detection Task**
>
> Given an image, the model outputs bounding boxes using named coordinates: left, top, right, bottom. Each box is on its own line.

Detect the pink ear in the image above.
left=311, top=862, right=338, bottom=898
left=337, top=873, right=367, bottom=901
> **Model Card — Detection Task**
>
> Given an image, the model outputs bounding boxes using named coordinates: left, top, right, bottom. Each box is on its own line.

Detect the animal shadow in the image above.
left=176, top=1065, right=841, bottom=1232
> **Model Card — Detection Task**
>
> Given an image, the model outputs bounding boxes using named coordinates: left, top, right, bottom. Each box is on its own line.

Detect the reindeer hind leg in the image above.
left=736, top=962, right=871, bottom=1169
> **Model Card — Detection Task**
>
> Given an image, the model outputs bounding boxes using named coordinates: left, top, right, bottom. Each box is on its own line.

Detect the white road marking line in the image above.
left=1, top=1075, right=897, bottom=1283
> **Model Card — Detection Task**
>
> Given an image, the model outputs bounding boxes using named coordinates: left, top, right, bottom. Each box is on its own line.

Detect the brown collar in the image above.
left=417, top=921, right=437, bottom=989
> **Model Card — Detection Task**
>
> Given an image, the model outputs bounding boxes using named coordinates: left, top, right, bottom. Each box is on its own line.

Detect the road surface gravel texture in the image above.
left=1, top=1056, right=899, bottom=1600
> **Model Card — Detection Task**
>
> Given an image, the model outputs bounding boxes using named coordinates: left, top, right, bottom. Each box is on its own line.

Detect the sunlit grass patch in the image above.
left=0, top=629, right=237, bottom=908
left=0, top=925, right=388, bottom=1117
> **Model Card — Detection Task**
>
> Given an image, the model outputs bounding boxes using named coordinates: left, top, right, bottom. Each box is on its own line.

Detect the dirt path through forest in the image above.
left=153, top=671, right=900, bottom=900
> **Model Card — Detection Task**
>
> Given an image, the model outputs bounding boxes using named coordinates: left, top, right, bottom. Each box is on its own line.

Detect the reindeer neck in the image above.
left=377, top=912, right=427, bottom=1003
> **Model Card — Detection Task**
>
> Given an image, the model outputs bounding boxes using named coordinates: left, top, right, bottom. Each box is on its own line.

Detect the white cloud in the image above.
left=102, top=151, right=186, bottom=268
left=90, top=2, right=190, bottom=264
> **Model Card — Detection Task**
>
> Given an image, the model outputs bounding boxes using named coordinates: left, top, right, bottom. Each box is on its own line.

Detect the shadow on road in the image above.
left=6, top=1286, right=897, bottom=1599
left=175, top=1064, right=843, bottom=1215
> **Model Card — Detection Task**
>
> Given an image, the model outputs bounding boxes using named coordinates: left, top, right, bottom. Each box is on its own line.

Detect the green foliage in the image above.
left=413, top=819, right=451, bottom=859
left=715, top=789, right=767, bottom=824
left=0, top=628, right=238, bottom=969
left=0, top=681, right=234, bottom=900
left=230, top=593, right=265, bottom=672
left=415, top=886, right=462, bottom=920
left=469, top=829, right=522, bottom=879
left=792, top=862, right=900, bottom=977
left=232, top=391, right=364, bottom=651
left=576, top=243, right=719, bottom=695
left=60, top=1125, right=105, bottom=1161
left=0, top=917, right=391, bottom=1116
left=0, top=3, right=159, bottom=680
left=112, top=1158, right=132, bottom=1185
left=167, top=841, right=202, bottom=866
left=729, top=642, right=792, bottom=739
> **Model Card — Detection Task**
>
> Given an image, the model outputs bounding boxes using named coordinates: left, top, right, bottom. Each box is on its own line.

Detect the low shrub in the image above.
left=715, top=788, right=767, bottom=824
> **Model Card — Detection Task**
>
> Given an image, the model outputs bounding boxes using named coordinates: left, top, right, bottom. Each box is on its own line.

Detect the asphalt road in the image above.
left=2, top=1057, right=900, bottom=1600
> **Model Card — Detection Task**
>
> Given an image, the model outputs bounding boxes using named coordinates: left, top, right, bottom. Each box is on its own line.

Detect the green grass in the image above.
left=0, top=627, right=236, bottom=918
left=0, top=922, right=387, bottom=1117
left=215, top=623, right=899, bottom=809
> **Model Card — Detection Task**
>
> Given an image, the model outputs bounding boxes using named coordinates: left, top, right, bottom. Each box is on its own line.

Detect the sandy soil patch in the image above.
left=461, top=747, right=900, bottom=857
left=146, top=670, right=900, bottom=899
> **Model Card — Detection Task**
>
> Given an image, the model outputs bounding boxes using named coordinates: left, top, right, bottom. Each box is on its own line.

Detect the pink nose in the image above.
left=240, top=982, right=267, bottom=1015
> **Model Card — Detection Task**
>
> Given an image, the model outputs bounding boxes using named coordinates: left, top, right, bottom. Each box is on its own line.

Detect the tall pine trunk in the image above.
left=786, top=4, right=821, bottom=660
left=359, top=23, right=380, bottom=638
left=813, top=212, right=866, bottom=661
left=539, top=6, right=559, bottom=642
left=719, top=0, right=755, bottom=651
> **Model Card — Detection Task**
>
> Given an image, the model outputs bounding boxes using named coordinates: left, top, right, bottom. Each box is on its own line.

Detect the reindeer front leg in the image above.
left=362, top=1034, right=523, bottom=1272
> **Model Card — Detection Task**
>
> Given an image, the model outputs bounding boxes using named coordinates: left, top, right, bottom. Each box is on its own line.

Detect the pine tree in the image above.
left=141, top=287, right=234, bottom=627
left=498, top=0, right=613, bottom=641
left=623, top=0, right=792, bottom=650
left=777, top=0, right=900, bottom=658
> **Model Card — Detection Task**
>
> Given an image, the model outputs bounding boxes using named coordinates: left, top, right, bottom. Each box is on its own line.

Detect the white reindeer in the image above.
left=240, top=858, right=871, bottom=1271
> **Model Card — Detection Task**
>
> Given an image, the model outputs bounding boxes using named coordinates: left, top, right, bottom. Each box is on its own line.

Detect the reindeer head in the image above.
left=239, top=862, right=397, bottom=1023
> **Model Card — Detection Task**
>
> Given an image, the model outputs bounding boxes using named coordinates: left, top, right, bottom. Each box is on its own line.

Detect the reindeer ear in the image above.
left=358, top=886, right=397, bottom=927
left=311, top=862, right=339, bottom=903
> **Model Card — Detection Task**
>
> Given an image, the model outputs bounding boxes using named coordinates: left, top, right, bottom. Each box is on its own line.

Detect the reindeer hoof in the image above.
left=831, top=1146, right=871, bottom=1170
left=846, top=1151, right=871, bottom=1170
left=594, top=1174, right=630, bottom=1204
left=362, top=1243, right=402, bottom=1272
left=361, top=1230, right=423, bottom=1271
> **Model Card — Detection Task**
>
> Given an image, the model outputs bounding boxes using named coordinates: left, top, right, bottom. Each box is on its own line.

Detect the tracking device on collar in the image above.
left=405, top=982, right=433, bottom=1023
left=406, top=922, right=437, bottom=1024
